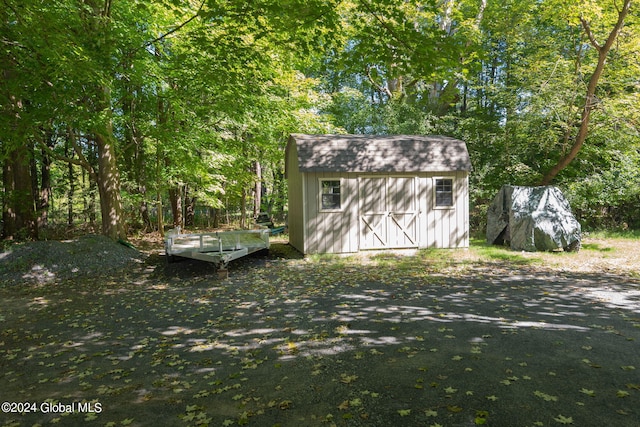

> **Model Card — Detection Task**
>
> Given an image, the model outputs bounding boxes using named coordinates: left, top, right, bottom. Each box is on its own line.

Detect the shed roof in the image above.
left=286, top=134, right=471, bottom=175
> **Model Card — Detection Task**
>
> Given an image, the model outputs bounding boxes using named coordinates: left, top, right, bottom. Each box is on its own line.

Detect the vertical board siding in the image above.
left=359, top=176, right=388, bottom=250
left=359, top=176, right=419, bottom=249
left=418, top=172, right=468, bottom=249
left=388, top=177, right=418, bottom=248
left=292, top=169, right=469, bottom=254
left=459, top=173, right=470, bottom=247
left=303, top=172, right=358, bottom=254
left=286, top=145, right=305, bottom=254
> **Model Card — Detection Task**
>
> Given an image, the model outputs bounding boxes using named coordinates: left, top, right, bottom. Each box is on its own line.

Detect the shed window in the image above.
left=435, top=178, right=454, bottom=207
left=320, top=180, right=341, bottom=210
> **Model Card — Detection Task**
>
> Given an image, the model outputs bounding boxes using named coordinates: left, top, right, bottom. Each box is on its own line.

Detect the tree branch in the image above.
left=580, top=18, right=602, bottom=50
left=2, top=0, right=21, bottom=19
left=365, top=66, right=393, bottom=98
left=359, top=0, right=412, bottom=51
left=540, top=0, right=631, bottom=185
left=142, top=0, right=206, bottom=50
left=36, top=136, right=93, bottom=177
left=66, top=126, right=97, bottom=180
left=103, top=0, right=112, bottom=18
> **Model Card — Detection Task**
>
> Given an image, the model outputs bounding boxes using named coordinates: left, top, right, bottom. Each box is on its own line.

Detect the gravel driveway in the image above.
left=1, top=237, right=639, bottom=427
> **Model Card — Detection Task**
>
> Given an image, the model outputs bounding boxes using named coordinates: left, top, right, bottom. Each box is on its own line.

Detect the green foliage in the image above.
left=320, top=0, right=639, bottom=232
left=2, top=0, right=639, bottom=237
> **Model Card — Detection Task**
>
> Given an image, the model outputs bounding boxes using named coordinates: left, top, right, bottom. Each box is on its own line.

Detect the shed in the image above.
left=285, top=134, right=471, bottom=254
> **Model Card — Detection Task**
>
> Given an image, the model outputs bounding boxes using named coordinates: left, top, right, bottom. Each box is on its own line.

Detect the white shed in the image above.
left=285, top=134, right=471, bottom=254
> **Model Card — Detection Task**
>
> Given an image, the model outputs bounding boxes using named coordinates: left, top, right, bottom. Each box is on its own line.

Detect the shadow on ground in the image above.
left=1, top=244, right=639, bottom=427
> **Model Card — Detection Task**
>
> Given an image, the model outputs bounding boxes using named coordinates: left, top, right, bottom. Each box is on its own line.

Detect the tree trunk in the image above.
left=137, top=136, right=152, bottom=231
left=140, top=190, right=152, bottom=232
left=95, top=130, right=126, bottom=240
left=2, top=161, right=14, bottom=238
left=210, top=207, right=220, bottom=229
left=93, top=86, right=126, bottom=240
left=240, top=187, right=247, bottom=229
left=156, top=142, right=165, bottom=236
left=77, top=0, right=126, bottom=240
left=540, top=0, right=631, bottom=185
left=156, top=196, right=164, bottom=236
left=122, top=77, right=152, bottom=232
left=2, top=145, right=38, bottom=240
left=85, top=166, right=98, bottom=229
left=253, top=161, right=262, bottom=219
left=35, top=132, right=54, bottom=231
left=168, top=186, right=183, bottom=228
left=1, top=69, right=37, bottom=240
left=185, top=188, right=196, bottom=227
left=68, top=159, right=75, bottom=227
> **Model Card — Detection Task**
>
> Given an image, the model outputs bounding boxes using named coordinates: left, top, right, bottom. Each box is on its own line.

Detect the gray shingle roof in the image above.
left=287, top=134, right=471, bottom=173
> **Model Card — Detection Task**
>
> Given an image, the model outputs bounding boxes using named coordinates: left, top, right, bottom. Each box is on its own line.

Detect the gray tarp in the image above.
left=486, top=185, right=581, bottom=252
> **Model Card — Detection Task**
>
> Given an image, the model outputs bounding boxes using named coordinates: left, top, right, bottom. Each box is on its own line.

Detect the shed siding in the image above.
left=358, top=175, right=420, bottom=250
left=296, top=172, right=468, bottom=254
left=286, top=143, right=305, bottom=254
left=303, top=172, right=359, bottom=254
left=286, top=135, right=470, bottom=254
left=418, top=171, right=468, bottom=249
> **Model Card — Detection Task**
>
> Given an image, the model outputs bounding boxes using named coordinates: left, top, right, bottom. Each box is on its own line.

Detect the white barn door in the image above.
left=359, top=176, right=418, bottom=250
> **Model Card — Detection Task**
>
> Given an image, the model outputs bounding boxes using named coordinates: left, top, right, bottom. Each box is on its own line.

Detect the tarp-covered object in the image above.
left=487, top=185, right=581, bottom=252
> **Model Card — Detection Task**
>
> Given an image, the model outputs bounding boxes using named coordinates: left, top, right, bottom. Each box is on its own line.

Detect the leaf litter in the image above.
left=0, top=236, right=639, bottom=426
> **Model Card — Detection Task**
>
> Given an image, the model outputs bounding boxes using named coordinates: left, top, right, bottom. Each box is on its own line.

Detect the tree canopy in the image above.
left=1, top=0, right=638, bottom=240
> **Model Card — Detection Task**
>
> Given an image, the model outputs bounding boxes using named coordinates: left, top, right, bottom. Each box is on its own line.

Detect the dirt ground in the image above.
left=1, top=235, right=639, bottom=427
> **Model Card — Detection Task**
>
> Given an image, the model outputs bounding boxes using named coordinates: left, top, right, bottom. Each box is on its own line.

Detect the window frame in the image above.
left=319, top=178, right=343, bottom=212
left=433, top=177, right=455, bottom=209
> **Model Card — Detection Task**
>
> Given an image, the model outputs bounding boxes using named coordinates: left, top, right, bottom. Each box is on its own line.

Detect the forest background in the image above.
left=2, top=0, right=639, bottom=242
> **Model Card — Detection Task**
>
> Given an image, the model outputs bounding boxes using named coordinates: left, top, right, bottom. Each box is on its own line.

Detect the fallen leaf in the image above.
left=553, top=414, right=573, bottom=424
left=279, top=400, right=292, bottom=410
left=534, top=391, right=558, bottom=402
left=340, top=374, right=358, bottom=384
left=579, top=388, right=595, bottom=397
left=474, top=410, right=489, bottom=425
left=424, top=409, right=438, bottom=417
left=349, top=398, right=362, bottom=407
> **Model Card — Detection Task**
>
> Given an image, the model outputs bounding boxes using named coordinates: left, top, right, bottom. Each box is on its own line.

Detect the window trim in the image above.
left=319, top=178, right=343, bottom=212
left=433, top=177, right=455, bottom=209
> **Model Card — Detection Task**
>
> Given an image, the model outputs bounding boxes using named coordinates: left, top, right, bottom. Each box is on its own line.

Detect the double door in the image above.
left=359, top=176, right=418, bottom=250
